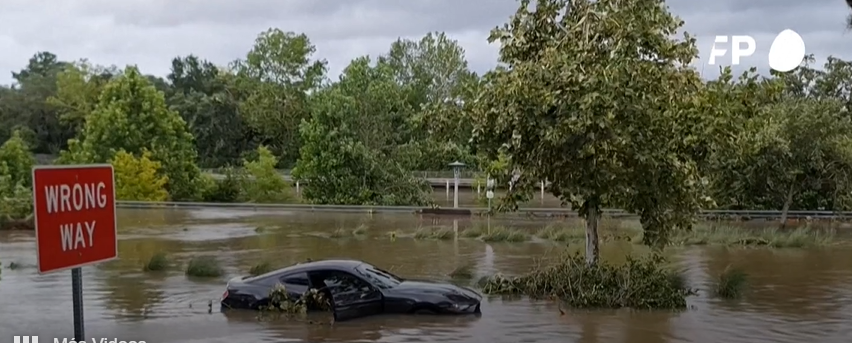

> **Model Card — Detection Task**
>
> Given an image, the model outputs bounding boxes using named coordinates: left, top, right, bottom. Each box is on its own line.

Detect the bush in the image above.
left=0, top=130, right=35, bottom=220
left=480, top=252, right=696, bottom=309
left=241, top=146, right=290, bottom=203
left=110, top=149, right=169, bottom=201
left=185, top=256, right=223, bottom=277
left=0, top=175, right=33, bottom=220
left=144, top=252, right=169, bottom=271
left=0, top=130, right=35, bottom=187
left=202, top=167, right=243, bottom=202
left=714, top=266, right=748, bottom=299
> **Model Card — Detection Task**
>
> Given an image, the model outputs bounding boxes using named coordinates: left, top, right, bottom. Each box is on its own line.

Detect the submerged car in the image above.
left=221, top=259, right=482, bottom=321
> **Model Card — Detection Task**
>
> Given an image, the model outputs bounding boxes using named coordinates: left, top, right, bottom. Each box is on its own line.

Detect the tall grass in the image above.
left=414, top=226, right=455, bottom=240
left=480, top=226, right=529, bottom=242
left=714, top=266, right=748, bottom=299
left=329, top=224, right=369, bottom=238
left=668, top=225, right=835, bottom=248
left=536, top=223, right=585, bottom=242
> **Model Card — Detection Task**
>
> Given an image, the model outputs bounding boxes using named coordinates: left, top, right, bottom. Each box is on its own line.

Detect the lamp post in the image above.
left=448, top=161, right=466, bottom=208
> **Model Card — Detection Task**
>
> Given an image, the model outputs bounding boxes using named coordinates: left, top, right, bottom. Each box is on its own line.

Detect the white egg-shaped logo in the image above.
left=767, top=29, right=806, bottom=72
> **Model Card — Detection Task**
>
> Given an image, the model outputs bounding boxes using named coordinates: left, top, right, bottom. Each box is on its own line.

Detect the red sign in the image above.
left=32, top=164, right=117, bottom=274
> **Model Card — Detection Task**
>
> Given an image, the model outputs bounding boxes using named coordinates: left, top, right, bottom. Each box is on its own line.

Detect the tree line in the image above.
left=0, top=0, right=851, bottom=249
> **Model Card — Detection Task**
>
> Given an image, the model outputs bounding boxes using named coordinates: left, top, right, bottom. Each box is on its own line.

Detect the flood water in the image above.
left=1, top=208, right=851, bottom=342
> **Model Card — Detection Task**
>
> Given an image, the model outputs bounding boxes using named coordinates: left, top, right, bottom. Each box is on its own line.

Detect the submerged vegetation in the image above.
left=480, top=252, right=696, bottom=309
left=714, top=266, right=749, bottom=299
left=329, top=224, right=369, bottom=238
left=324, top=220, right=842, bottom=248
left=185, top=256, right=223, bottom=278
left=479, top=226, right=529, bottom=242
left=144, top=252, right=169, bottom=271
left=413, top=226, right=454, bottom=240
left=666, top=225, right=836, bottom=248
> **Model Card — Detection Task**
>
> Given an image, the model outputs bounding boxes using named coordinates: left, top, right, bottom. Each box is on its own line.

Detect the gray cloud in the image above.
left=0, top=0, right=849, bottom=84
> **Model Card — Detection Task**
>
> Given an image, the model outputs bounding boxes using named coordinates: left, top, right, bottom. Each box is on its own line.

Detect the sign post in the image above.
left=32, top=164, right=117, bottom=341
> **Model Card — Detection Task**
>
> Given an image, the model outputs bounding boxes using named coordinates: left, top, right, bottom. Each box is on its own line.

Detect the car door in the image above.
left=310, top=270, right=382, bottom=321
left=278, top=272, right=310, bottom=299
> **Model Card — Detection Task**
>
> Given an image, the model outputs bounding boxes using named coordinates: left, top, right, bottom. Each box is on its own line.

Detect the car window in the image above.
left=356, top=264, right=402, bottom=289
left=280, top=272, right=310, bottom=287
left=319, top=271, right=373, bottom=294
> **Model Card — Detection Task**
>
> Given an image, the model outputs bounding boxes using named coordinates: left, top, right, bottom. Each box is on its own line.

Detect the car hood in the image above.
left=391, top=280, right=482, bottom=300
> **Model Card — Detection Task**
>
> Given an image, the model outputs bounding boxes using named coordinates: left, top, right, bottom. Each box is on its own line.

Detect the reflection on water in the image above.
left=1, top=208, right=851, bottom=342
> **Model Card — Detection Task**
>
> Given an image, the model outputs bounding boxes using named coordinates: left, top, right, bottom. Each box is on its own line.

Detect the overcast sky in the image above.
left=0, top=0, right=848, bottom=85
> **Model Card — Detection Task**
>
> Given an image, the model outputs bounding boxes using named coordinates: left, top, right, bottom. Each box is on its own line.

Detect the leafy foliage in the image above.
left=292, top=57, right=431, bottom=206
left=481, top=252, right=695, bottom=309
left=0, top=130, right=35, bottom=187
left=241, top=145, right=291, bottom=203
left=201, top=167, right=243, bottom=203
left=0, top=130, right=35, bottom=219
left=110, top=149, right=169, bottom=201
left=470, top=0, right=709, bottom=262
left=167, top=56, right=256, bottom=168
left=0, top=20, right=850, bottom=217
left=58, top=66, right=202, bottom=200
left=232, top=29, right=327, bottom=167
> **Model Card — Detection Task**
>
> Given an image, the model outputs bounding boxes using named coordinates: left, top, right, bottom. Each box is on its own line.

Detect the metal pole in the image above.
left=487, top=198, right=492, bottom=234
left=453, top=177, right=459, bottom=208
left=72, top=267, right=85, bottom=341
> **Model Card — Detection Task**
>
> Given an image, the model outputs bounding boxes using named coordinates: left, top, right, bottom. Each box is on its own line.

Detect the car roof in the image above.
left=246, top=259, right=368, bottom=282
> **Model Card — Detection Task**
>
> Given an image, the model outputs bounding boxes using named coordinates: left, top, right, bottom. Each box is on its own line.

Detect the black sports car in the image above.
left=221, top=259, right=482, bottom=321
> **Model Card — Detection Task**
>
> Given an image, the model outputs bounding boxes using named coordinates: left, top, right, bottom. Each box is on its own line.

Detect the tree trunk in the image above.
left=585, top=201, right=600, bottom=265
left=779, top=183, right=796, bottom=229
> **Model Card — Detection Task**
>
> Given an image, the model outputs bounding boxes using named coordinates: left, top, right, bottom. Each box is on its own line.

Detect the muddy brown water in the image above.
left=1, top=208, right=851, bottom=343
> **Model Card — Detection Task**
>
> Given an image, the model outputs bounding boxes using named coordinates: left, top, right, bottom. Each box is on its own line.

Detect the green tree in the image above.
left=2, top=52, right=74, bottom=154
left=703, top=67, right=852, bottom=220
left=0, top=130, right=36, bottom=187
left=232, top=29, right=327, bottom=167
left=293, top=62, right=431, bottom=206
left=241, top=145, right=291, bottom=203
left=378, top=32, right=481, bottom=170
left=110, top=149, right=169, bottom=201
left=470, top=0, right=708, bottom=264
left=47, top=60, right=117, bottom=132
left=59, top=66, right=202, bottom=200
left=167, top=55, right=258, bottom=167
left=0, top=130, right=35, bottom=219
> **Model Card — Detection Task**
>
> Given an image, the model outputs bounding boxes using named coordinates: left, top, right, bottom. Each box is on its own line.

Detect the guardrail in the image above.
left=203, top=173, right=486, bottom=187
left=113, top=201, right=852, bottom=219
left=200, top=168, right=481, bottom=180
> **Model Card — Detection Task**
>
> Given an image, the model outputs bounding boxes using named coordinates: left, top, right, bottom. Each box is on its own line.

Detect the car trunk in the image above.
left=222, top=276, right=250, bottom=300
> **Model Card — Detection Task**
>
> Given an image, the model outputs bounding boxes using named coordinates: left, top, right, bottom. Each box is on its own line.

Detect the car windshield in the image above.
left=356, top=264, right=403, bottom=289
